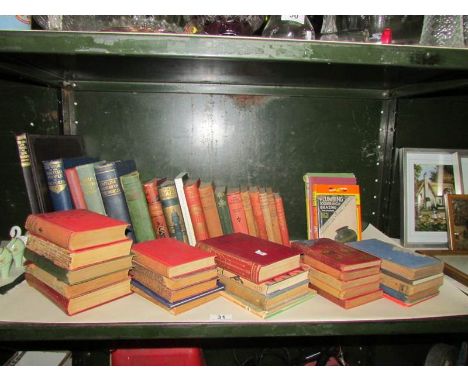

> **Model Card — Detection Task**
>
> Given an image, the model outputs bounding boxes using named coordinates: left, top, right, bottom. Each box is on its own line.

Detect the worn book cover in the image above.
left=184, top=179, right=210, bottom=242
left=65, top=167, right=87, bottom=209
left=214, top=185, right=233, bottom=235
left=314, top=286, right=383, bottom=309
left=347, top=239, right=444, bottom=280
left=75, top=161, right=107, bottom=215
left=226, top=187, right=249, bottom=235
left=159, top=180, right=189, bottom=244
left=312, top=184, right=362, bottom=242
left=197, top=232, right=301, bottom=283
left=42, top=158, right=74, bottom=211
left=25, top=209, right=129, bottom=251
left=249, top=186, right=268, bottom=240
left=143, top=178, right=169, bottom=239
left=274, top=193, right=290, bottom=246
left=266, top=188, right=282, bottom=244
left=381, top=271, right=443, bottom=296
left=174, top=172, right=196, bottom=246
left=132, top=238, right=216, bottom=278
left=240, top=186, right=258, bottom=237
left=199, top=181, right=223, bottom=238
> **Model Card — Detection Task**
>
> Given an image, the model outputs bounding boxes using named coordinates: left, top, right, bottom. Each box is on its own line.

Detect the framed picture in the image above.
left=453, top=150, right=468, bottom=193
left=401, top=148, right=463, bottom=248
left=446, top=194, right=468, bottom=250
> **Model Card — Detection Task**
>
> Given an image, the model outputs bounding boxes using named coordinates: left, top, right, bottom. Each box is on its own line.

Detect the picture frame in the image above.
left=453, top=150, right=468, bottom=193
left=400, top=148, right=463, bottom=248
left=445, top=194, right=468, bottom=250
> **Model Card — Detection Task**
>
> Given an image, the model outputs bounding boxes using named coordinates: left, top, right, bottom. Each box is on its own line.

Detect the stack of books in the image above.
left=198, top=233, right=314, bottom=318
left=347, top=239, right=444, bottom=306
left=292, top=238, right=383, bottom=309
left=24, top=209, right=133, bottom=315
left=130, top=238, right=223, bottom=315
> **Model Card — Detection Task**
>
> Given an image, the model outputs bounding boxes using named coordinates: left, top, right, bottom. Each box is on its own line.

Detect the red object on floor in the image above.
left=111, top=348, right=204, bottom=366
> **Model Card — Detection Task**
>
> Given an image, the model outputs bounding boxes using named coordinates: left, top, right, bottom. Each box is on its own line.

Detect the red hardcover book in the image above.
left=274, top=193, right=290, bottom=246
left=249, top=186, right=268, bottom=240
left=25, top=209, right=129, bottom=251
left=184, top=179, right=210, bottom=242
left=266, top=188, right=282, bottom=244
left=65, top=167, right=87, bottom=209
left=226, top=187, right=249, bottom=234
left=292, top=238, right=381, bottom=272
left=197, top=232, right=301, bottom=283
left=25, top=273, right=131, bottom=316
left=131, top=238, right=216, bottom=278
left=144, top=179, right=169, bottom=239
left=198, top=181, right=223, bottom=238
left=240, top=186, right=258, bottom=237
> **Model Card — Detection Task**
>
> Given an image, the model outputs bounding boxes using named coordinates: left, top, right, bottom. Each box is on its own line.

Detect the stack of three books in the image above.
left=198, top=233, right=314, bottom=318
left=24, top=210, right=133, bottom=315
left=130, top=238, right=224, bottom=315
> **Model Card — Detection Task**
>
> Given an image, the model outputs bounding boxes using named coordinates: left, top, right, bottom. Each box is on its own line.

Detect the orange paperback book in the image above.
left=249, top=186, right=268, bottom=240
left=198, top=181, right=223, bottom=238
left=240, top=186, right=258, bottom=237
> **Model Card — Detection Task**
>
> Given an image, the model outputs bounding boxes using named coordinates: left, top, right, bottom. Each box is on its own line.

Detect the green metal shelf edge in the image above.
left=1, top=30, right=468, bottom=70
left=0, top=316, right=467, bottom=341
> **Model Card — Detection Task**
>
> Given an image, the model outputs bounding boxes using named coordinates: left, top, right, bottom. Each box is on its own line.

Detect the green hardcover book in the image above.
left=214, top=185, right=233, bottom=234
left=120, top=171, right=156, bottom=243
left=75, top=161, right=107, bottom=215
left=158, top=180, right=189, bottom=244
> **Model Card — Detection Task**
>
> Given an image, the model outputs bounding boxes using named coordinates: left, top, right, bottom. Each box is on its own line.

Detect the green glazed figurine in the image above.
left=0, top=226, right=27, bottom=280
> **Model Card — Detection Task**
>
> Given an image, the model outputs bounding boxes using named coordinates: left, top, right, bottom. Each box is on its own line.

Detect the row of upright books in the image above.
left=15, top=133, right=290, bottom=247
left=23, top=209, right=445, bottom=317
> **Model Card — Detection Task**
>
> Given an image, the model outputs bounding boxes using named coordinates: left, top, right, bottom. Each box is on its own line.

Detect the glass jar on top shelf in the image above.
left=262, top=15, right=315, bottom=40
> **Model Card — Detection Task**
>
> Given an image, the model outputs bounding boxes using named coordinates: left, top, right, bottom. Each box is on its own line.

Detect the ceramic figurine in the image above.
left=8, top=226, right=27, bottom=268
left=0, top=245, right=13, bottom=279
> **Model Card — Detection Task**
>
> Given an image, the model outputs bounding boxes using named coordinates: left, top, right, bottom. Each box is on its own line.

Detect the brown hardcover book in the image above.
left=309, top=268, right=382, bottom=291
left=274, top=193, right=290, bottom=246
left=258, top=187, right=275, bottom=242
left=198, top=181, right=223, bottom=238
left=144, top=178, right=169, bottom=239
left=184, top=179, right=210, bottom=242
left=26, top=273, right=131, bottom=316
left=304, top=256, right=380, bottom=281
left=26, top=233, right=132, bottom=270
left=309, top=277, right=380, bottom=299
left=226, top=187, right=249, bottom=234
left=315, top=286, right=383, bottom=309
left=218, top=272, right=309, bottom=310
left=249, top=186, right=268, bottom=240
left=26, top=263, right=130, bottom=299
left=132, top=261, right=218, bottom=290
left=266, top=188, right=282, bottom=244
left=240, top=186, right=258, bottom=237
left=132, top=272, right=218, bottom=303
left=197, top=232, right=301, bottom=283
left=381, top=272, right=443, bottom=296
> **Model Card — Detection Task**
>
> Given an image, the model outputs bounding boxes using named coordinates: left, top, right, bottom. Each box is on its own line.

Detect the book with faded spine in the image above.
left=226, top=187, right=249, bottom=234
left=266, top=188, right=282, bottom=244
left=309, top=267, right=382, bottom=291
left=380, top=271, right=443, bottom=296
left=214, top=186, right=233, bottom=235
left=184, top=179, right=209, bottom=242
left=240, top=186, right=258, bottom=237
left=274, top=193, right=290, bottom=246
left=65, top=167, right=87, bottom=209
left=75, top=161, right=107, bottom=215
left=120, top=171, right=155, bottom=243
left=174, top=172, right=196, bottom=246
left=249, top=186, right=268, bottom=240
left=94, top=161, right=134, bottom=240
left=259, top=187, right=275, bottom=242
left=315, top=286, right=383, bottom=309
left=309, top=277, right=380, bottom=300
left=143, top=178, right=169, bottom=239
left=198, top=181, right=223, bottom=238
left=15, top=133, right=40, bottom=213
left=159, top=180, right=188, bottom=243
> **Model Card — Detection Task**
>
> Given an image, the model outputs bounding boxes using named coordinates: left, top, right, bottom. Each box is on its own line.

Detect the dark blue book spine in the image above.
left=42, top=159, right=74, bottom=211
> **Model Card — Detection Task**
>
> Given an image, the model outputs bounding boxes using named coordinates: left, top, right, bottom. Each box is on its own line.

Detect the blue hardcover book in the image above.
left=42, top=159, right=74, bottom=211
left=347, top=239, right=443, bottom=280
left=63, top=156, right=98, bottom=170
left=131, top=279, right=224, bottom=312
left=94, top=161, right=135, bottom=241
left=114, top=159, right=137, bottom=177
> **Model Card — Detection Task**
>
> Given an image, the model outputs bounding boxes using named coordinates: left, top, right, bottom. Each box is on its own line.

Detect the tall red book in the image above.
left=198, top=181, right=223, bottom=238
left=240, top=186, right=258, bottom=237
left=184, top=179, right=210, bottom=242
left=64, top=167, right=87, bottom=209
left=144, top=178, right=169, bottom=239
left=197, top=232, right=301, bottom=283
left=249, top=186, right=268, bottom=240
left=226, top=187, right=249, bottom=234
left=274, top=193, right=290, bottom=246
left=25, top=209, right=129, bottom=251
left=266, top=188, right=282, bottom=244
left=258, top=187, right=275, bottom=242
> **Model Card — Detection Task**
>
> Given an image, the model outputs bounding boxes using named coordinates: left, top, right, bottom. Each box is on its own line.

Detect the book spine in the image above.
left=259, top=191, right=275, bottom=242
left=94, top=162, right=134, bottom=240
left=65, top=168, right=87, bottom=209
left=266, top=190, right=282, bottom=244
left=42, top=159, right=74, bottom=211
left=241, top=189, right=258, bottom=237
left=132, top=273, right=173, bottom=301
left=76, top=163, right=107, bottom=215
left=24, top=248, right=69, bottom=280
left=120, top=171, right=156, bottom=243
left=218, top=274, right=268, bottom=308
left=215, top=188, right=233, bottom=234
left=15, top=133, right=40, bottom=213
left=25, top=273, right=70, bottom=314
left=274, top=193, right=290, bottom=246
left=199, top=183, right=223, bottom=238
left=24, top=214, right=74, bottom=251
left=184, top=181, right=209, bottom=242
left=197, top=242, right=260, bottom=283
left=26, top=235, right=71, bottom=269
left=226, top=190, right=249, bottom=234
left=174, top=173, right=196, bottom=246
left=143, top=179, right=169, bottom=239
left=159, top=182, right=189, bottom=244
left=249, top=188, right=268, bottom=240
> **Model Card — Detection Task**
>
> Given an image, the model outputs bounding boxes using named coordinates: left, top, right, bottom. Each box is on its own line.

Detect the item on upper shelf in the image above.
left=419, top=15, right=465, bottom=48
left=214, top=185, right=233, bottom=235
left=197, top=232, right=301, bottom=284
left=195, top=15, right=265, bottom=36
left=262, top=15, right=315, bottom=40
left=274, top=193, right=290, bottom=246
left=240, top=186, right=258, bottom=238
left=320, top=16, right=339, bottom=41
